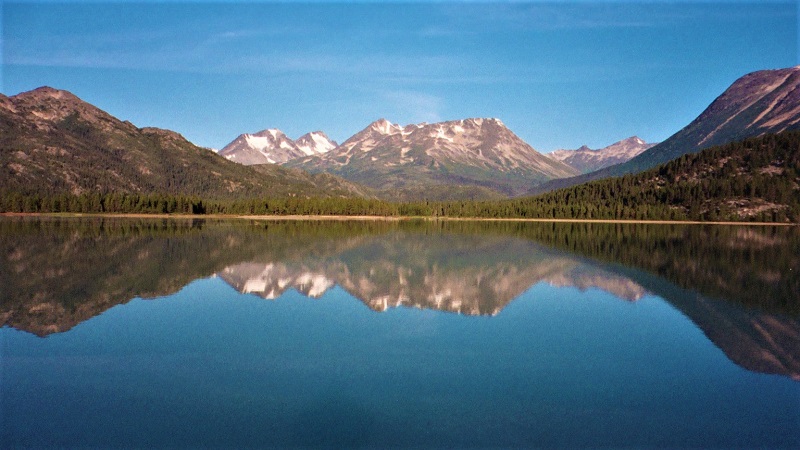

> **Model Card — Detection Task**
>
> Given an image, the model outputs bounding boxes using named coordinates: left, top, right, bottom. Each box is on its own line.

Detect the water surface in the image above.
left=2, top=218, right=798, bottom=448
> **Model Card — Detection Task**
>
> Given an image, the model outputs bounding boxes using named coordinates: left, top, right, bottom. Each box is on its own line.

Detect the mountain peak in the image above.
left=9, top=86, right=118, bottom=125
left=220, top=127, right=337, bottom=164
left=621, top=136, right=646, bottom=145
left=369, top=118, right=402, bottom=135
left=460, top=117, right=505, bottom=128
left=251, top=128, right=285, bottom=138
left=290, top=116, right=579, bottom=198
left=545, top=136, right=655, bottom=174
left=24, top=86, right=73, bottom=97
left=13, top=86, right=84, bottom=106
left=295, top=131, right=337, bottom=156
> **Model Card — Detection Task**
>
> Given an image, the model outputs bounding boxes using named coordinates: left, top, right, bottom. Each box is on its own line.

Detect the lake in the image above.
left=1, top=217, right=798, bottom=448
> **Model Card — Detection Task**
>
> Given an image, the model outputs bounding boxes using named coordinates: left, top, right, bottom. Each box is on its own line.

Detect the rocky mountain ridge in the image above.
left=219, top=129, right=337, bottom=165
left=286, top=117, right=579, bottom=199
left=631, top=66, right=800, bottom=170
left=532, top=66, right=800, bottom=194
left=546, top=136, right=655, bottom=174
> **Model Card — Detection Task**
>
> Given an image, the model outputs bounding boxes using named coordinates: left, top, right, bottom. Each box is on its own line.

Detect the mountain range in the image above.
left=219, top=129, right=337, bottom=165
left=286, top=117, right=579, bottom=199
left=216, top=66, right=800, bottom=201
left=1, top=66, right=799, bottom=206
left=545, top=136, right=654, bottom=174
left=531, top=65, right=800, bottom=194
left=220, top=122, right=654, bottom=196
left=0, top=87, right=368, bottom=199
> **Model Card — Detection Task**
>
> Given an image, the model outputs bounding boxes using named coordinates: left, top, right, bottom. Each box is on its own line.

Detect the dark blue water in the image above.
left=3, top=278, right=797, bottom=448
left=1, top=218, right=798, bottom=448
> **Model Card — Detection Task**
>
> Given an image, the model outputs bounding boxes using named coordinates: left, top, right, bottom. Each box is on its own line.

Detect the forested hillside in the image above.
left=532, top=66, right=800, bottom=195
left=3, top=132, right=798, bottom=223
left=486, top=131, right=799, bottom=222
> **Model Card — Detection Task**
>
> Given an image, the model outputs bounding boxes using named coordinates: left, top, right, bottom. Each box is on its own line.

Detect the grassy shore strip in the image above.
left=1, top=212, right=797, bottom=226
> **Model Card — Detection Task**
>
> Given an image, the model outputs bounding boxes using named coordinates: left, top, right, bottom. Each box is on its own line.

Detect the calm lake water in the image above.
left=1, top=217, right=798, bottom=448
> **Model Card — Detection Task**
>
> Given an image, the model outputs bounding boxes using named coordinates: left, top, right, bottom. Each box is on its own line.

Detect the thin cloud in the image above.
left=438, top=2, right=794, bottom=32
left=382, top=90, right=443, bottom=124
left=5, top=28, right=467, bottom=80
left=235, top=53, right=464, bottom=78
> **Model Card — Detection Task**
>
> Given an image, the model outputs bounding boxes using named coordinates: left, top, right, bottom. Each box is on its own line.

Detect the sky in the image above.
left=2, top=1, right=798, bottom=152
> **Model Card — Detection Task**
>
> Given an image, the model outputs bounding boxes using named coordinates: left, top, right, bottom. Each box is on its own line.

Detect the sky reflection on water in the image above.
left=2, top=218, right=798, bottom=448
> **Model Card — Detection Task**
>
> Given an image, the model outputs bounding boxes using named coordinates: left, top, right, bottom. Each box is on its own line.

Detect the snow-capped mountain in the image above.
left=287, top=118, right=578, bottom=198
left=219, top=263, right=336, bottom=300
left=295, top=131, right=338, bottom=156
left=219, top=129, right=337, bottom=165
left=546, top=136, right=655, bottom=174
left=219, top=259, right=650, bottom=315
left=216, top=233, right=650, bottom=317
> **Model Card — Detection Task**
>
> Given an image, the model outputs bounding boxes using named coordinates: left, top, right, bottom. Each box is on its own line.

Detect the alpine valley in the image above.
left=5, top=6, right=800, bottom=449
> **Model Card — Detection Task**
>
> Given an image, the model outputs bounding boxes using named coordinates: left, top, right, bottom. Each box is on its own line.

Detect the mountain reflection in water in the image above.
left=1, top=217, right=798, bottom=380
left=217, top=233, right=648, bottom=315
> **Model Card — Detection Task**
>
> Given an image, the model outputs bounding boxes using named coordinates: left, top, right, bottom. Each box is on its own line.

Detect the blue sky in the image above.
left=2, top=1, right=797, bottom=152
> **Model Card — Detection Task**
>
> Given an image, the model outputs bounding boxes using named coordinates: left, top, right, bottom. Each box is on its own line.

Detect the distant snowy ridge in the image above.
left=219, top=129, right=337, bottom=165
left=546, top=136, right=655, bottom=173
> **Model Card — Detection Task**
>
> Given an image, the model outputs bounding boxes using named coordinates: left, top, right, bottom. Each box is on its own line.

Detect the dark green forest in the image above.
left=2, top=131, right=799, bottom=222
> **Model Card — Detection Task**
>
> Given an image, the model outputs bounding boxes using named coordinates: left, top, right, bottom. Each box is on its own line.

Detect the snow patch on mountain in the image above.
left=296, top=131, right=337, bottom=156
left=244, top=135, right=272, bottom=150
left=220, top=128, right=338, bottom=165
left=546, top=136, right=655, bottom=174
left=288, top=117, right=580, bottom=196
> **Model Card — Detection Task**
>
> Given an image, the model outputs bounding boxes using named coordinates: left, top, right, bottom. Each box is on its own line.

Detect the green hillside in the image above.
left=473, top=131, right=800, bottom=222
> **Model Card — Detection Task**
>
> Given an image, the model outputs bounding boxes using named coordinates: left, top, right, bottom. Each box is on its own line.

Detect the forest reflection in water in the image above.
left=2, top=216, right=798, bottom=380
left=3, top=217, right=799, bottom=448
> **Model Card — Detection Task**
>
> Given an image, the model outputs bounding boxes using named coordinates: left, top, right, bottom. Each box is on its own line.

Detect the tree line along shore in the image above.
left=2, top=132, right=799, bottom=223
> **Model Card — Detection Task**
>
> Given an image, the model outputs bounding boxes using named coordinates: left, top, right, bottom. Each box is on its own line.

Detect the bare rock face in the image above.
left=547, top=136, right=655, bottom=174
left=288, top=118, right=579, bottom=198
left=532, top=66, right=800, bottom=194
left=3, top=86, right=137, bottom=135
left=219, top=129, right=337, bottom=165
left=632, top=66, right=800, bottom=170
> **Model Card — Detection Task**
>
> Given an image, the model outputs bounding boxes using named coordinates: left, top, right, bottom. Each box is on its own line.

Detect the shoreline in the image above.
left=1, top=212, right=796, bottom=226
